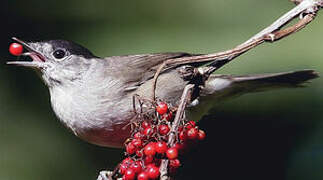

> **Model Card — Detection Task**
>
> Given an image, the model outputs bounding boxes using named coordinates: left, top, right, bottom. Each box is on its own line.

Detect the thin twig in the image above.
left=152, top=61, right=167, bottom=101
left=263, top=13, right=315, bottom=41
left=159, top=84, right=195, bottom=180
left=291, top=0, right=303, bottom=5
left=151, top=0, right=323, bottom=95
left=241, top=0, right=320, bottom=46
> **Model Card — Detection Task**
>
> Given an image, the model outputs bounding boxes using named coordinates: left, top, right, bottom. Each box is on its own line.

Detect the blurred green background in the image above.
left=1, top=0, right=323, bottom=180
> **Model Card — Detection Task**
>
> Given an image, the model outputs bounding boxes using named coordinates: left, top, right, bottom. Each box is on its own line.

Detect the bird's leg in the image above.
left=177, top=65, right=199, bottom=80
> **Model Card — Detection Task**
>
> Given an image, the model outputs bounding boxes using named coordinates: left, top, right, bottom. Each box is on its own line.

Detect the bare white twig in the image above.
left=159, top=84, right=194, bottom=180
left=241, top=0, right=321, bottom=46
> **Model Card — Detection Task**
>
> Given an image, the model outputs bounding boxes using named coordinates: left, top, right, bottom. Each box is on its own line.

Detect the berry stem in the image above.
left=159, top=84, right=194, bottom=180
left=167, top=84, right=194, bottom=147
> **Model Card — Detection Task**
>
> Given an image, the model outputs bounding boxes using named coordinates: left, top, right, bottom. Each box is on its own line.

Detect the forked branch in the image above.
left=152, top=0, right=323, bottom=100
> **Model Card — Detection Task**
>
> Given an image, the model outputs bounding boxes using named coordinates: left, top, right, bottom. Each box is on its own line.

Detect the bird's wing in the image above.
left=104, top=52, right=200, bottom=88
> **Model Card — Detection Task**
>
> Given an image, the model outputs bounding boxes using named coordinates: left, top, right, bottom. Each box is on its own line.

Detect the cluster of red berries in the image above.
left=117, top=102, right=206, bottom=180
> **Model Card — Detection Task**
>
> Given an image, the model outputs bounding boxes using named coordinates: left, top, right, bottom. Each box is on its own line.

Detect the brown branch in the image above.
left=290, top=0, right=303, bottom=5
left=151, top=0, right=323, bottom=96
left=159, top=84, right=195, bottom=180
left=152, top=61, right=167, bottom=101
left=263, top=13, right=315, bottom=41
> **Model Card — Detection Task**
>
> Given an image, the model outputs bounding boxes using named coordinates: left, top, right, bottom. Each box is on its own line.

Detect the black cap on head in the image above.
left=45, top=40, right=97, bottom=59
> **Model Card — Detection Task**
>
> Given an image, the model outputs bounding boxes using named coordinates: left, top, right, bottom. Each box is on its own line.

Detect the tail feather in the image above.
left=188, top=70, right=318, bottom=120
left=202, top=69, right=319, bottom=96
left=232, top=70, right=318, bottom=85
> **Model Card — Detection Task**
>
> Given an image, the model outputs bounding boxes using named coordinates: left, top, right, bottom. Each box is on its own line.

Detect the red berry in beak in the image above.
left=9, top=43, right=23, bottom=56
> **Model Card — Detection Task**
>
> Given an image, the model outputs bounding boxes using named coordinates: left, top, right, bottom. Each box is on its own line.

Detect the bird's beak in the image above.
left=7, top=37, right=46, bottom=69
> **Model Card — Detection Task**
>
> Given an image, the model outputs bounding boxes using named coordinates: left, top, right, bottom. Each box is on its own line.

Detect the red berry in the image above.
left=146, top=165, right=160, bottom=179
left=129, top=161, right=142, bottom=174
left=9, top=43, right=23, bottom=56
left=145, top=163, right=156, bottom=169
left=143, top=127, right=154, bottom=137
left=124, top=168, right=136, bottom=180
left=137, top=171, right=149, bottom=180
left=126, top=143, right=136, bottom=155
left=122, top=157, right=134, bottom=165
left=186, top=121, right=196, bottom=129
left=174, top=143, right=184, bottom=152
left=141, top=121, right=151, bottom=129
left=169, top=159, right=181, bottom=168
left=119, top=163, right=128, bottom=175
left=162, top=111, right=173, bottom=121
left=132, top=138, right=143, bottom=148
left=179, top=130, right=187, bottom=141
left=144, top=155, right=154, bottom=164
left=197, top=129, right=206, bottom=140
left=158, top=124, right=170, bottom=135
left=136, top=150, right=143, bottom=157
left=144, top=143, right=156, bottom=156
left=178, top=126, right=184, bottom=132
left=156, top=102, right=168, bottom=115
left=166, top=147, right=178, bottom=160
left=186, top=127, right=198, bottom=140
left=155, top=141, right=167, bottom=154
left=137, top=172, right=148, bottom=180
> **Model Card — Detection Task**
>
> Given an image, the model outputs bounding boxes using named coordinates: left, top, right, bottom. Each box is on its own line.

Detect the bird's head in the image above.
left=8, top=37, right=98, bottom=87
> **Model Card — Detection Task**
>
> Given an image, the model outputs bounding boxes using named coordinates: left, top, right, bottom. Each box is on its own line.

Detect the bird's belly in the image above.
left=53, top=103, right=132, bottom=147
left=50, top=88, right=133, bottom=148
left=76, top=122, right=131, bottom=148
left=54, top=105, right=133, bottom=147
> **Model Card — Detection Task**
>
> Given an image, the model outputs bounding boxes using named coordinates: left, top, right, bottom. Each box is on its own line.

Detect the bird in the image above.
left=7, top=37, right=318, bottom=148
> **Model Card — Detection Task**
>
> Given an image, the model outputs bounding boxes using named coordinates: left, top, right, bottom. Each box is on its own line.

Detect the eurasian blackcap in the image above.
left=7, top=37, right=318, bottom=147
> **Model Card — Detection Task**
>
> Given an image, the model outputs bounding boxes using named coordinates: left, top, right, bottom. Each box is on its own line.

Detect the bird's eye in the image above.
left=53, top=49, right=66, bottom=59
